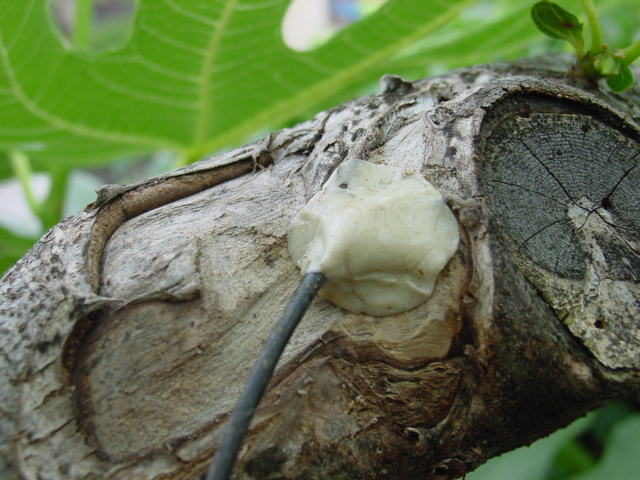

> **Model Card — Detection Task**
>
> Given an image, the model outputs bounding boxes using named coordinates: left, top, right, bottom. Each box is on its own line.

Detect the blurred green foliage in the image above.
left=469, top=398, right=640, bottom=479
left=0, top=226, right=37, bottom=273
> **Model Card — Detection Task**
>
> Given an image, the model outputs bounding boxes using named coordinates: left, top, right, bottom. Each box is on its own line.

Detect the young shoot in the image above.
left=531, top=0, right=640, bottom=91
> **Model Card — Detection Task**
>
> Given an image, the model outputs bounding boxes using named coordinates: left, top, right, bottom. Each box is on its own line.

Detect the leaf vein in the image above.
left=164, top=0, right=218, bottom=27
left=87, top=68, right=199, bottom=109
left=140, top=23, right=204, bottom=55
left=194, top=0, right=239, bottom=143
left=133, top=54, right=200, bottom=83
left=0, top=35, right=182, bottom=151
left=235, top=0, right=282, bottom=11
left=4, top=0, right=35, bottom=51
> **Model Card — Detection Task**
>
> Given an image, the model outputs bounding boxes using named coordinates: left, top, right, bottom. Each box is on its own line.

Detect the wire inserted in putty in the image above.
left=206, top=159, right=459, bottom=479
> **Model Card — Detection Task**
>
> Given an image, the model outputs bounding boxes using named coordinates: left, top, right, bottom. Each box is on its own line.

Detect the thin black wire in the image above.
left=205, top=272, right=326, bottom=480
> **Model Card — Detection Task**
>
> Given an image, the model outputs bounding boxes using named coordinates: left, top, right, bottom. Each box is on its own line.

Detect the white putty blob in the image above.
left=288, top=159, right=460, bottom=316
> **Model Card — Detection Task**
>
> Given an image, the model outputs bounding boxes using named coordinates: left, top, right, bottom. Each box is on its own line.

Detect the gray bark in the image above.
left=1, top=55, right=639, bottom=479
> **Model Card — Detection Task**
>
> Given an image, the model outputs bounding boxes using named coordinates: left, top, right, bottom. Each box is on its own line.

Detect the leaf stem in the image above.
left=580, top=0, right=604, bottom=53
left=173, top=150, right=194, bottom=168
left=8, top=150, right=40, bottom=220
left=8, top=151, right=69, bottom=229
left=73, top=0, right=94, bottom=50
left=40, top=167, right=70, bottom=230
left=621, top=37, right=640, bottom=67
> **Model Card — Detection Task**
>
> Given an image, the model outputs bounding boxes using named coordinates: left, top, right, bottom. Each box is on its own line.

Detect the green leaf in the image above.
left=606, top=65, right=634, bottom=91
left=531, top=1, right=584, bottom=55
left=0, top=226, right=36, bottom=275
left=285, top=3, right=544, bottom=120
left=467, top=415, right=592, bottom=480
left=386, top=5, right=537, bottom=74
left=550, top=439, right=596, bottom=477
left=0, top=152, right=12, bottom=180
left=569, top=415, right=640, bottom=480
left=586, top=399, right=636, bottom=445
left=0, top=0, right=474, bottom=167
